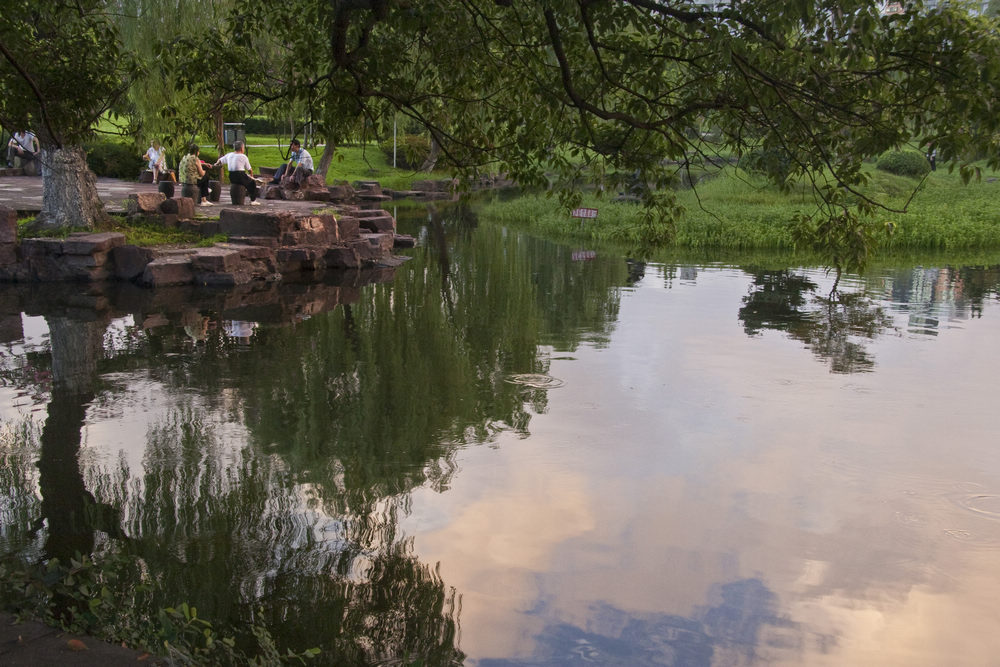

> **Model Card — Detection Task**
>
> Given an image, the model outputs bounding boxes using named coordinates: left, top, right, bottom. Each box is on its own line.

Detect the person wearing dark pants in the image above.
left=271, top=139, right=314, bottom=187
left=7, top=129, right=39, bottom=168
left=214, top=140, right=260, bottom=205
left=178, top=144, right=213, bottom=205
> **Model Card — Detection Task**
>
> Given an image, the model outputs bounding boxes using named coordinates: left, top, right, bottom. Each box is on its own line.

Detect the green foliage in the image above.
left=8, top=0, right=1000, bottom=265
left=84, top=142, right=145, bottom=180
left=737, top=148, right=793, bottom=182
left=243, top=116, right=284, bottom=135
left=225, top=0, right=1000, bottom=272
left=0, top=553, right=320, bottom=665
left=876, top=151, right=932, bottom=177
left=0, top=1, right=141, bottom=147
left=379, top=134, right=431, bottom=170
left=480, top=165, right=1000, bottom=255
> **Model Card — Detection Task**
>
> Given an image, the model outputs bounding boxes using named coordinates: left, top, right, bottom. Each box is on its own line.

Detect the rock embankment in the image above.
left=0, top=201, right=415, bottom=287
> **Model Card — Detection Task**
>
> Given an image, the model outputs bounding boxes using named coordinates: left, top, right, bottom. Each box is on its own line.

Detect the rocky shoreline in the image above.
left=0, top=180, right=422, bottom=287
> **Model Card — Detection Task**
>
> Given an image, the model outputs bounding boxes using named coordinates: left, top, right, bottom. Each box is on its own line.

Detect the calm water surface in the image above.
left=2, top=203, right=1000, bottom=665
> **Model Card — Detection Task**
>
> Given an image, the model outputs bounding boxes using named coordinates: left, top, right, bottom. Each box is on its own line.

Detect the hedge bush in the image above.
left=876, top=150, right=931, bottom=177
left=85, top=142, right=145, bottom=179
left=379, top=134, right=430, bottom=170
left=243, top=117, right=284, bottom=135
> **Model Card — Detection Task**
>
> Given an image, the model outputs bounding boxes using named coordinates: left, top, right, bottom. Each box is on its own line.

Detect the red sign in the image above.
left=570, top=207, right=598, bottom=219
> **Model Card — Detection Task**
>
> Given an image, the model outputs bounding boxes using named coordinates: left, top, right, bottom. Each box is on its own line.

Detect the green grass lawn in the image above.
left=478, top=164, right=1000, bottom=254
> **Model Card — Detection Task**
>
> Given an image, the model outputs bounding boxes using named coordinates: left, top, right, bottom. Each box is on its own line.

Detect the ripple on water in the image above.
left=951, top=493, right=1000, bottom=521
left=505, top=373, right=565, bottom=389
left=941, top=489, right=1000, bottom=549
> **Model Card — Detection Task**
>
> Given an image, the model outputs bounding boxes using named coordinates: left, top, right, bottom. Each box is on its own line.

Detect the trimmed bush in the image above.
left=876, top=150, right=931, bottom=177
left=85, top=142, right=145, bottom=179
left=379, top=134, right=431, bottom=170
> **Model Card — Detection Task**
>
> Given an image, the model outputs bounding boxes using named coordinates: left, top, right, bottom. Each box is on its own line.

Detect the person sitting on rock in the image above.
left=178, top=144, right=213, bottom=206
left=6, top=129, right=39, bottom=168
left=214, top=140, right=260, bottom=205
left=271, top=139, right=314, bottom=188
left=143, top=139, right=168, bottom=182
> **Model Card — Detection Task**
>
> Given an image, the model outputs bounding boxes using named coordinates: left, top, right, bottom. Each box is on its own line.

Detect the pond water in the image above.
left=2, top=202, right=1000, bottom=665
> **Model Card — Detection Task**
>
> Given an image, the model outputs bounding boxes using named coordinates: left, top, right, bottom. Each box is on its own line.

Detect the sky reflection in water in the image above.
left=402, top=264, right=1000, bottom=666
left=1, top=246, right=999, bottom=666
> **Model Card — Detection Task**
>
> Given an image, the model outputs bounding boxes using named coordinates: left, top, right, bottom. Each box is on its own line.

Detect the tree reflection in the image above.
left=738, top=269, right=895, bottom=373
left=85, top=409, right=465, bottom=664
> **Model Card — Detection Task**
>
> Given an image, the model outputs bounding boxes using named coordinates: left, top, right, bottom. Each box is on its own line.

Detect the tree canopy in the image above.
left=4, top=0, right=1000, bottom=269
left=176, top=0, right=1000, bottom=269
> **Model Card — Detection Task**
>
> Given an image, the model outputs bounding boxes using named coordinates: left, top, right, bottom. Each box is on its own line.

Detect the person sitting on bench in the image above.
left=143, top=139, right=168, bottom=182
left=7, top=129, right=39, bottom=168
left=178, top=144, right=213, bottom=206
left=214, top=140, right=260, bottom=205
left=270, top=139, right=314, bottom=187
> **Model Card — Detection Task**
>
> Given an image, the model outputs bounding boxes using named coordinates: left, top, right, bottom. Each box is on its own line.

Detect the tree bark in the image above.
left=419, top=135, right=440, bottom=172
left=316, top=140, right=335, bottom=177
left=37, top=146, right=109, bottom=230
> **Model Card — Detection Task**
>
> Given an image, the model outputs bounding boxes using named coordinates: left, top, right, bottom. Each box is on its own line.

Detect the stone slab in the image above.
left=62, top=232, right=126, bottom=255
left=190, top=247, right=244, bottom=273
left=219, top=209, right=296, bottom=237
left=142, top=256, right=195, bottom=287
left=20, top=238, right=63, bottom=257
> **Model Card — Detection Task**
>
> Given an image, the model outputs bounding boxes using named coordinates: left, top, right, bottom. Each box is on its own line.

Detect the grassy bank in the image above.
left=240, top=142, right=452, bottom=190
left=477, top=165, right=1000, bottom=254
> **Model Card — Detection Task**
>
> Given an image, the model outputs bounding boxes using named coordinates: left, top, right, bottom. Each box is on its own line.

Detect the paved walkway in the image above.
left=0, top=613, right=166, bottom=665
left=0, top=173, right=334, bottom=216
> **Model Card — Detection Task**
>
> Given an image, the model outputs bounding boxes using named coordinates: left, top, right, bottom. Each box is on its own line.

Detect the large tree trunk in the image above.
left=316, top=140, right=335, bottom=177
left=37, top=146, right=108, bottom=230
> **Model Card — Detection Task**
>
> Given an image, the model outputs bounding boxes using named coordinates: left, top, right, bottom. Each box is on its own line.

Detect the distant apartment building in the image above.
left=686, top=0, right=989, bottom=15
left=882, top=0, right=990, bottom=14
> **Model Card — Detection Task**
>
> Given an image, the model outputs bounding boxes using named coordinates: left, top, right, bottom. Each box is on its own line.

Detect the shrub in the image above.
left=876, top=150, right=931, bottom=177
left=737, top=147, right=793, bottom=181
left=379, top=134, right=430, bottom=170
left=243, top=116, right=283, bottom=135
left=85, top=142, right=145, bottom=179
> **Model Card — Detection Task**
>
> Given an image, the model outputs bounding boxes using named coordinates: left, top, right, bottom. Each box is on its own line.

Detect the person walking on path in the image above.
left=214, top=141, right=260, bottom=205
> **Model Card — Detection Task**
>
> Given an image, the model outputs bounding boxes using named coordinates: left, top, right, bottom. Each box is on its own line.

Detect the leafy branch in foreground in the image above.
left=183, top=0, right=1000, bottom=273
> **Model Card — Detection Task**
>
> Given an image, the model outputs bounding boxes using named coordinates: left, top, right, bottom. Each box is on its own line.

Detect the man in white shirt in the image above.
left=213, top=140, right=260, bottom=205
left=7, top=129, right=39, bottom=168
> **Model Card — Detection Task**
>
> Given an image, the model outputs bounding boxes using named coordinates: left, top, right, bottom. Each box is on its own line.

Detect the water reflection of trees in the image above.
left=738, top=269, right=896, bottom=373
left=0, top=209, right=630, bottom=662
left=84, top=409, right=465, bottom=665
